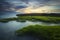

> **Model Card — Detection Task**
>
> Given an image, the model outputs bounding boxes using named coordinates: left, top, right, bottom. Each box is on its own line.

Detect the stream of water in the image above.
left=0, top=11, right=60, bottom=40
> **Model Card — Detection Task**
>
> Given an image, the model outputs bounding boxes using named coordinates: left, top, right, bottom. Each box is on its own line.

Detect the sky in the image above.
left=0, top=0, right=60, bottom=13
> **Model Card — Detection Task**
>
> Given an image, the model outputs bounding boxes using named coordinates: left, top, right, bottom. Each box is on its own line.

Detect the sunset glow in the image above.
left=14, top=0, right=60, bottom=13
left=16, top=6, right=60, bottom=13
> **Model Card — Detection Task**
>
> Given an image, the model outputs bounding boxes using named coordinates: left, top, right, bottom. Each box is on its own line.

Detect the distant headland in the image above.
left=16, top=13, right=60, bottom=17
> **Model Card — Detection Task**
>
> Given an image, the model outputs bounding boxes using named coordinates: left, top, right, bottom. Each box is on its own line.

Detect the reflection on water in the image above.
left=0, top=11, right=19, bottom=19
left=0, top=21, right=39, bottom=40
left=0, top=21, right=60, bottom=40
left=0, top=11, right=41, bottom=40
left=0, top=11, right=60, bottom=40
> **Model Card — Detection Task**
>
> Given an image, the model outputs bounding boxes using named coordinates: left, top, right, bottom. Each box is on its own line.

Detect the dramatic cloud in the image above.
left=16, top=0, right=60, bottom=13
left=0, top=0, right=14, bottom=11
left=0, top=0, right=60, bottom=13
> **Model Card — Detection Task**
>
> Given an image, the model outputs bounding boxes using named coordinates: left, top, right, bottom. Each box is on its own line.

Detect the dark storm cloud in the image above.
left=0, top=0, right=26, bottom=11
left=20, top=0, right=60, bottom=2
left=20, top=0, right=60, bottom=5
left=0, top=0, right=60, bottom=12
left=18, top=0, right=60, bottom=9
left=0, top=0, right=13, bottom=11
left=0, top=0, right=5, bottom=11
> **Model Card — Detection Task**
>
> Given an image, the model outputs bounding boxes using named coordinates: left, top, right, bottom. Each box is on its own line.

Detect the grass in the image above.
left=0, top=17, right=17, bottom=23
left=0, top=16, right=60, bottom=23
left=17, top=16, right=60, bottom=23
left=16, top=25, right=60, bottom=40
left=0, top=17, right=26, bottom=23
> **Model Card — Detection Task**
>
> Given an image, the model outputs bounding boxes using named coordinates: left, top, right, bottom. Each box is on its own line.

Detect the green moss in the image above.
left=16, top=25, right=60, bottom=40
left=0, top=17, right=17, bottom=22
left=17, top=16, right=60, bottom=23
left=0, top=16, right=60, bottom=23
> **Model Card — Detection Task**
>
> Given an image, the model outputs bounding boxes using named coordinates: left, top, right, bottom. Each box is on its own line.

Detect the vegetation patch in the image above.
left=17, top=16, right=60, bottom=23
left=16, top=25, right=60, bottom=40
left=0, top=17, right=17, bottom=23
left=0, top=16, right=60, bottom=23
